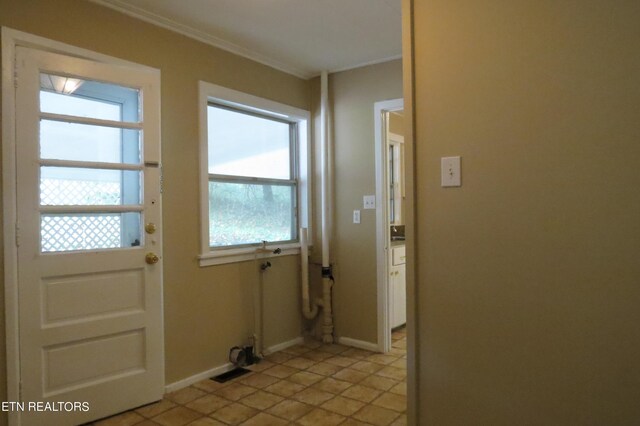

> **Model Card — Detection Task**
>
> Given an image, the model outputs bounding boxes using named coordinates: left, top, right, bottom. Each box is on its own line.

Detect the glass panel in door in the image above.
left=38, top=73, right=143, bottom=252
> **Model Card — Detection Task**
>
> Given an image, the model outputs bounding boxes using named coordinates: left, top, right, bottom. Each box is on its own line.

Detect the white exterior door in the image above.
left=14, top=47, right=163, bottom=425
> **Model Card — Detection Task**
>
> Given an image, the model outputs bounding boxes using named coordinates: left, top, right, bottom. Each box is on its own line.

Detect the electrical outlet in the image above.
left=353, top=210, right=361, bottom=224
left=363, top=195, right=376, bottom=209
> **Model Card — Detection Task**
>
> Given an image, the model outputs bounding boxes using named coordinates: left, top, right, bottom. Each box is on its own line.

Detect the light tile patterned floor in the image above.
left=92, top=328, right=407, bottom=426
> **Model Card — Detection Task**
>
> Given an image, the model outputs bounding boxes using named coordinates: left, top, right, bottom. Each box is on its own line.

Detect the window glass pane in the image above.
left=41, top=213, right=141, bottom=252
left=208, top=106, right=291, bottom=179
left=40, top=167, right=141, bottom=206
left=40, top=120, right=141, bottom=164
left=40, top=73, right=139, bottom=122
left=209, top=181, right=295, bottom=247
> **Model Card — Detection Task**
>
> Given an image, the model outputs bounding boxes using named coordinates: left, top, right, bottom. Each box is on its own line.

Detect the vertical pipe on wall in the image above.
left=320, top=71, right=334, bottom=343
left=300, top=228, right=320, bottom=319
left=320, top=72, right=330, bottom=266
left=253, top=254, right=264, bottom=358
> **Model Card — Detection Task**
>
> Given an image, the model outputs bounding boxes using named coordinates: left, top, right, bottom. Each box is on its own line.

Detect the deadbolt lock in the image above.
left=145, top=252, right=159, bottom=265
left=145, top=223, right=157, bottom=234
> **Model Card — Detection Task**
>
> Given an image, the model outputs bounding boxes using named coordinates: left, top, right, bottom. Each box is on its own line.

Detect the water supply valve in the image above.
left=260, top=261, right=272, bottom=271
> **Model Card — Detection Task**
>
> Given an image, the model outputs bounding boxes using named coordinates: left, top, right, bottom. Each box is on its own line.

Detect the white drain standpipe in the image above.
left=319, top=70, right=334, bottom=343
left=299, top=71, right=334, bottom=342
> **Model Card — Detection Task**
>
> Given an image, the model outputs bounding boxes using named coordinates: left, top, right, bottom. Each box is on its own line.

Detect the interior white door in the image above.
left=15, top=46, right=163, bottom=425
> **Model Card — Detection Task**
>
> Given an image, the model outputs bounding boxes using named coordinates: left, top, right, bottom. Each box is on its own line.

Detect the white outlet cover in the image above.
left=363, top=195, right=376, bottom=209
left=441, top=156, right=461, bottom=187
left=353, top=210, right=361, bottom=224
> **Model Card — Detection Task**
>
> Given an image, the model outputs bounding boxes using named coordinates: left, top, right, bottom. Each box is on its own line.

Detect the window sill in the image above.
left=198, top=243, right=301, bottom=267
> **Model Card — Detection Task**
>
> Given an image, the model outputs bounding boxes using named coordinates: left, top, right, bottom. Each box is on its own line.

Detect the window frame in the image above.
left=198, top=81, right=311, bottom=266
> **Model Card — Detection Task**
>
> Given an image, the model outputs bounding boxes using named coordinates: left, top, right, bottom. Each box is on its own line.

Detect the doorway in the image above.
left=4, top=37, right=164, bottom=425
left=374, top=98, right=405, bottom=353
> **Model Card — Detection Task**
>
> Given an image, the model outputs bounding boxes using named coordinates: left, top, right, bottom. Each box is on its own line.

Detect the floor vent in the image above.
left=211, top=367, right=251, bottom=383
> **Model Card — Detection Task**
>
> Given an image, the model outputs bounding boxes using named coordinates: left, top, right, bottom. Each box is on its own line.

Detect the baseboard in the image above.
left=263, top=336, right=304, bottom=356
left=164, top=336, right=304, bottom=393
left=338, top=336, right=380, bottom=353
left=164, top=362, right=235, bottom=394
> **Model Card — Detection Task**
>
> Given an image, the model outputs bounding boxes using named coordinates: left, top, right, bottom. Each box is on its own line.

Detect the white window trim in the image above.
left=198, top=81, right=311, bottom=266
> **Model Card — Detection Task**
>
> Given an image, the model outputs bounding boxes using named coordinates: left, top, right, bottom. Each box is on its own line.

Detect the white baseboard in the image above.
left=164, top=362, right=234, bottom=394
left=338, top=336, right=381, bottom=353
left=164, top=336, right=303, bottom=394
left=263, top=336, right=304, bottom=356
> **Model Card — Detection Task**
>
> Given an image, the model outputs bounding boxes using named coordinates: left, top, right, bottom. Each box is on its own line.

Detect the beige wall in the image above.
left=388, top=112, right=404, bottom=137
left=410, top=0, right=640, bottom=424
left=318, top=61, right=403, bottom=344
left=0, top=0, right=310, bottom=419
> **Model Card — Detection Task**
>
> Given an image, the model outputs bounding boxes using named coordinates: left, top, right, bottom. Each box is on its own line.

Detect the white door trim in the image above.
left=374, top=98, right=404, bottom=353
left=2, top=27, right=161, bottom=425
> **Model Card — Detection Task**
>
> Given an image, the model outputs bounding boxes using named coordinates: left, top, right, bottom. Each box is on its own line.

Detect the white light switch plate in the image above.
left=353, top=210, right=361, bottom=224
left=363, top=195, right=376, bottom=209
left=441, top=156, right=461, bottom=187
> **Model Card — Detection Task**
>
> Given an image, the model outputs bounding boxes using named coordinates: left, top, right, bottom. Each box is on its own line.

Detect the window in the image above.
left=38, top=74, right=143, bottom=252
left=199, top=82, right=310, bottom=265
left=207, top=104, right=297, bottom=247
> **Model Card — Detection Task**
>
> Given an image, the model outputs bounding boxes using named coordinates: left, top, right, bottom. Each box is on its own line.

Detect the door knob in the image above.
left=145, top=252, right=159, bottom=265
left=145, top=223, right=157, bottom=234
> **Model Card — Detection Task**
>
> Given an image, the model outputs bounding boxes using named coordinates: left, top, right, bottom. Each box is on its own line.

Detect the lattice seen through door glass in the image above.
left=41, top=215, right=122, bottom=252
left=41, top=212, right=141, bottom=252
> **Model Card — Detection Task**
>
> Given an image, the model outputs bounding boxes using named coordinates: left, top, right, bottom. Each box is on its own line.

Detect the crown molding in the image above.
left=89, top=0, right=314, bottom=79
left=329, top=54, right=403, bottom=75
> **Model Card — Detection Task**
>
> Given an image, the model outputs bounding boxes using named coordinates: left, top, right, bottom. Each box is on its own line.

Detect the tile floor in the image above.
left=92, top=328, right=407, bottom=426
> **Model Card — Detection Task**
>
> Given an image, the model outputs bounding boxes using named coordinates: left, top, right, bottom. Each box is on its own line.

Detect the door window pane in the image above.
left=208, top=105, right=291, bottom=179
left=40, top=120, right=141, bottom=164
left=41, top=213, right=141, bottom=252
left=209, top=181, right=295, bottom=246
left=40, top=73, right=139, bottom=122
left=40, top=167, right=141, bottom=205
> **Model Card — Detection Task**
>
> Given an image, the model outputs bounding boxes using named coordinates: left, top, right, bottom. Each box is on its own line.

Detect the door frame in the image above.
left=2, top=27, right=162, bottom=425
left=374, top=98, right=404, bottom=353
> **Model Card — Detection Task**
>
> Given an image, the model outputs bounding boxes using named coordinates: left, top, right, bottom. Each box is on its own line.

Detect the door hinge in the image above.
left=160, top=167, right=164, bottom=194
left=15, top=222, right=20, bottom=247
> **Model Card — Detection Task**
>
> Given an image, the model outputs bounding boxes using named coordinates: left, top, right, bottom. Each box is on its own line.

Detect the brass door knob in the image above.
left=145, top=252, right=159, bottom=265
left=145, top=223, right=157, bottom=234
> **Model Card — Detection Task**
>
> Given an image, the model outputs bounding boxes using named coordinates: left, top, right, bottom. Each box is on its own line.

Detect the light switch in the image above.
left=363, top=195, right=376, bottom=209
left=441, top=156, right=461, bottom=187
left=353, top=210, right=361, bottom=224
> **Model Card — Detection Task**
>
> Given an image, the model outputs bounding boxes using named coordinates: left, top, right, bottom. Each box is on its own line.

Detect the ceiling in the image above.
left=91, top=0, right=402, bottom=79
